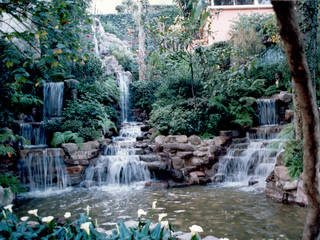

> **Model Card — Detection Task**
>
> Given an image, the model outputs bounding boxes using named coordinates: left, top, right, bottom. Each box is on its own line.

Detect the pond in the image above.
left=15, top=184, right=306, bottom=239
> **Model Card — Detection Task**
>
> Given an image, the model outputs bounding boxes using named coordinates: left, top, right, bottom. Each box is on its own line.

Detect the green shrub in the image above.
left=0, top=174, right=26, bottom=194
left=51, top=131, right=84, bottom=147
left=284, top=140, right=303, bottom=179
left=78, top=127, right=102, bottom=141
left=0, top=128, right=26, bottom=157
left=62, top=120, right=83, bottom=133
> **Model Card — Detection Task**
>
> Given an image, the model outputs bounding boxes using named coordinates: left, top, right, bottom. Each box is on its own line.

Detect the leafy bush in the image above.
left=0, top=128, right=26, bottom=157
left=284, top=140, right=303, bottom=179
left=51, top=131, right=84, bottom=148
left=0, top=174, right=26, bottom=195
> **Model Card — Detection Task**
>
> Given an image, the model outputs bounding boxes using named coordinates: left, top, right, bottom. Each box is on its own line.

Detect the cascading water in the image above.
left=19, top=122, right=47, bottom=146
left=257, top=99, right=278, bottom=126
left=43, top=82, right=64, bottom=119
left=217, top=99, right=283, bottom=188
left=19, top=149, right=70, bottom=192
left=83, top=72, right=150, bottom=186
left=118, top=72, right=130, bottom=122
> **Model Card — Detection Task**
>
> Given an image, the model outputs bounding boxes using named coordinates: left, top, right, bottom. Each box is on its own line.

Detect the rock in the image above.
left=176, top=151, right=193, bottom=159
left=165, top=135, right=188, bottom=143
left=188, top=135, right=201, bottom=145
left=141, top=125, right=149, bottom=132
left=190, top=172, right=199, bottom=184
left=219, top=130, right=232, bottom=137
left=285, top=109, right=294, bottom=121
left=274, top=166, right=291, bottom=181
left=164, top=143, right=195, bottom=152
left=61, top=143, right=79, bottom=155
left=198, top=147, right=208, bottom=152
left=168, top=181, right=190, bottom=188
left=276, top=150, right=285, bottom=166
left=205, top=165, right=218, bottom=178
left=154, top=135, right=166, bottom=145
left=190, top=157, right=208, bottom=166
left=136, top=136, right=144, bottom=141
left=148, top=128, right=156, bottom=135
left=70, top=150, right=99, bottom=161
left=67, top=166, right=84, bottom=175
left=140, top=154, right=160, bottom=162
left=248, top=177, right=259, bottom=186
left=146, top=161, right=168, bottom=171
left=181, top=166, right=198, bottom=176
left=277, top=91, right=292, bottom=103
left=193, top=151, right=207, bottom=157
left=296, top=179, right=308, bottom=206
left=81, top=141, right=100, bottom=151
left=169, top=169, right=185, bottom=182
left=145, top=181, right=169, bottom=189
left=172, top=157, right=185, bottom=169
left=0, top=186, right=14, bottom=207
left=283, top=180, right=298, bottom=191
left=136, top=143, right=148, bottom=148
left=212, top=136, right=231, bottom=147
left=213, top=173, right=225, bottom=182
left=190, top=171, right=205, bottom=177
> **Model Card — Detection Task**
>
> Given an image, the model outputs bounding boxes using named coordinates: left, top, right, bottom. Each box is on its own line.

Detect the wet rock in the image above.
left=136, top=136, right=144, bottom=141
left=70, top=150, right=99, bottom=161
left=140, top=154, right=160, bottom=162
left=274, top=166, right=291, bottom=181
left=146, top=161, right=168, bottom=171
left=205, top=165, right=218, bottom=178
left=285, top=109, right=294, bottom=121
left=276, top=91, right=292, bottom=103
left=145, top=181, right=169, bottom=189
left=141, top=125, right=149, bottom=132
left=172, top=157, right=185, bottom=169
left=149, top=144, right=162, bottom=152
left=198, top=147, right=208, bottom=152
left=181, top=166, right=198, bottom=176
left=248, top=177, right=259, bottom=186
left=213, top=173, right=225, bottom=183
left=219, top=130, right=233, bottom=137
left=154, top=135, right=166, bottom=145
left=81, top=141, right=100, bottom=151
left=165, top=135, right=188, bottom=143
left=61, top=143, right=79, bottom=155
left=169, top=169, right=184, bottom=182
left=190, top=172, right=199, bottom=184
left=188, top=135, right=201, bottom=145
left=193, top=151, right=207, bottom=157
left=212, top=136, right=232, bottom=147
left=168, top=181, right=190, bottom=188
left=136, top=143, right=148, bottom=148
left=67, top=166, right=84, bottom=175
left=191, top=157, right=208, bottom=166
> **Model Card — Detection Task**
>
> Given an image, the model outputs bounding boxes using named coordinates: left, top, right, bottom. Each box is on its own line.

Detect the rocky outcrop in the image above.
left=147, top=134, right=231, bottom=187
left=265, top=151, right=308, bottom=206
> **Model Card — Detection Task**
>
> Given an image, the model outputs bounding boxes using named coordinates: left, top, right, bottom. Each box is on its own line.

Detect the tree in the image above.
left=271, top=1, right=320, bottom=239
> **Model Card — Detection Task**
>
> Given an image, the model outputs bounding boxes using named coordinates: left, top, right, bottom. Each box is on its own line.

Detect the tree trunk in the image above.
left=271, top=1, right=320, bottom=239
left=138, top=0, right=146, bottom=81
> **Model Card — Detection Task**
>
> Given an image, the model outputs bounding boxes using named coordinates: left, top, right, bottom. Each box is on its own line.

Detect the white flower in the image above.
left=20, top=216, right=29, bottom=222
left=137, top=209, right=147, bottom=218
left=28, top=209, right=38, bottom=217
left=4, top=204, right=13, bottom=213
left=64, top=212, right=71, bottom=219
left=80, top=222, right=91, bottom=235
left=161, top=221, right=169, bottom=229
left=158, top=213, right=167, bottom=222
left=152, top=200, right=157, bottom=210
left=189, top=225, right=203, bottom=236
left=42, top=216, right=54, bottom=223
left=86, top=205, right=90, bottom=216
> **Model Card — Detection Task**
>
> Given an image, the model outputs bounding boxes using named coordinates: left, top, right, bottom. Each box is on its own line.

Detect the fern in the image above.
left=51, top=131, right=84, bottom=147
left=0, top=128, right=26, bottom=157
left=0, top=173, right=26, bottom=194
left=98, top=117, right=117, bottom=136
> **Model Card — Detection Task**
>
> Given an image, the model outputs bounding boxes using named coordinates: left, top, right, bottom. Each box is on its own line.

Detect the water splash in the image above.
left=257, top=99, right=278, bottom=126
left=19, top=148, right=70, bottom=192
left=19, top=122, right=47, bottom=146
left=43, top=82, right=64, bottom=119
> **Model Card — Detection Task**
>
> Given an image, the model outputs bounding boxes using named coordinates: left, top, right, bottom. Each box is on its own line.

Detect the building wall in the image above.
left=207, top=6, right=274, bottom=44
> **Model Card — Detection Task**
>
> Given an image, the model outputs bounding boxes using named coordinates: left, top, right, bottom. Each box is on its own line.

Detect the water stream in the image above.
left=43, top=82, right=64, bottom=119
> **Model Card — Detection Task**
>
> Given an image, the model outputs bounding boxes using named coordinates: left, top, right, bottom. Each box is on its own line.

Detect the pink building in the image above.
left=207, top=0, right=274, bottom=44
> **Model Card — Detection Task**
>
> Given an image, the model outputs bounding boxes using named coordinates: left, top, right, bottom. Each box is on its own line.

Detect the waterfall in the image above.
left=19, top=122, right=47, bottom=146
left=117, top=72, right=130, bottom=123
left=43, top=82, right=64, bottom=119
left=257, top=99, right=278, bottom=126
left=84, top=123, right=150, bottom=186
left=19, top=149, right=70, bottom=192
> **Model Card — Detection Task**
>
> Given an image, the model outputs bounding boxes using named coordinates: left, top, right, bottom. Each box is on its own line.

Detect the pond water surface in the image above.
left=16, top=184, right=306, bottom=240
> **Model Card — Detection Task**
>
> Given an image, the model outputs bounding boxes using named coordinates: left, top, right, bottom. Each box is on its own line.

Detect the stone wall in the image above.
left=144, top=134, right=231, bottom=187
left=266, top=151, right=308, bottom=206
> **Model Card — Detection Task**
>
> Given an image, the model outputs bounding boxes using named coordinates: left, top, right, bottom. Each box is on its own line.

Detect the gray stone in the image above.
left=61, top=143, right=79, bottom=155
left=190, top=172, right=199, bottom=184
left=190, top=157, right=208, bottom=166
left=213, top=173, right=225, bottom=183
left=283, top=180, right=298, bottom=191
left=165, top=135, right=188, bottom=143
left=274, top=166, right=291, bottom=181
left=277, top=91, right=292, bottom=103
left=154, top=135, right=166, bottom=145
left=176, top=151, right=193, bottom=159
left=188, top=135, right=201, bottom=145
left=164, top=143, right=195, bottom=152
left=172, top=157, right=185, bottom=169
left=70, top=150, right=99, bottom=161
left=146, top=161, right=168, bottom=171
left=193, top=151, right=207, bottom=157
left=81, top=141, right=100, bottom=151
left=139, top=154, right=160, bottom=162
left=212, top=136, right=231, bottom=147
left=248, top=178, right=259, bottom=186
left=198, top=147, right=208, bottom=152
left=285, top=109, right=294, bottom=121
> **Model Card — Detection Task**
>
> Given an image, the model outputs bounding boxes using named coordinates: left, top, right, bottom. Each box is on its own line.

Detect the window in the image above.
left=212, top=0, right=270, bottom=6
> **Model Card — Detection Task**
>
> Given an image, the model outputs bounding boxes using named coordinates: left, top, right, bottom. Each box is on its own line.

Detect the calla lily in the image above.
left=4, top=204, right=13, bottom=213
left=20, top=216, right=29, bottom=222
left=28, top=209, right=38, bottom=217
left=152, top=200, right=157, bottom=210
left=86, top=205, right=90, bottom=216
left=64, top=212, right=71, bottom=219
left=189, top=225, right=203, bottom=236
left=158, top=213, right=167, bottom=222
left=42, top=216, right=54, bottom=223
left=137, top=209, right=147, bottom=218
left=80, top=222, right=91, bottom=235
left=161, top=220, right=169, bottom=228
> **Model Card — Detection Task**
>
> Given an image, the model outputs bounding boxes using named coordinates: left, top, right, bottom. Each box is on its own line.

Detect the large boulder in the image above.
left=274, top=166, right=291, bottom=181
left=172, top=157, right=185, bottom=169
left=61, top=143, right=79, bottom=155
left=81, top=141, right=100, bottom=151
left=164, top=143, right=195, bottom=152
left=165, top=135, right=188, bottom=143
left=276, top=91, right=292, bottom=103
left=154, top=135, right=166, bottom=145
left=70, top=150, right=99, bottom=161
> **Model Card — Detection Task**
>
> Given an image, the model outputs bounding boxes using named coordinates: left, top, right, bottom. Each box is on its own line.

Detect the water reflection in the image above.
left=16, top=184, right=306, bottom=239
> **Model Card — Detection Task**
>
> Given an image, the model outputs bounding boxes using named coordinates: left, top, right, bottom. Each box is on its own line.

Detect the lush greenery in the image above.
left=0, top=207, right=177, bottom=240
left=284, top=139, right=303, bottom=179
left=0, top=174, right=25, bottom=195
